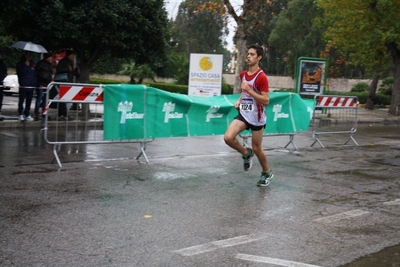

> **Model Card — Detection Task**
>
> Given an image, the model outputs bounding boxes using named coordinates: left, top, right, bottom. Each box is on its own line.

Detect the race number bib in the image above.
left=240, top=98, right=254, bottom=111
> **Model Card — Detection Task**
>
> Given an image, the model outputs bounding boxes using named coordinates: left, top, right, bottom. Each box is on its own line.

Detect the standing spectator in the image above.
left=16, top=52, right=36, bottom=121
left=0, top=51, right=7, bottom=120
left=34, top=53, right=53, bottom=120
left=54, top=50, right=74, bottom=120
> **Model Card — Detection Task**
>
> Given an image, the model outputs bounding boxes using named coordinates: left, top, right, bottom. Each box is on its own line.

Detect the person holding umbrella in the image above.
left=34, top=53, right=53, bottom=120
left=16, top=51, right=36, bottom=121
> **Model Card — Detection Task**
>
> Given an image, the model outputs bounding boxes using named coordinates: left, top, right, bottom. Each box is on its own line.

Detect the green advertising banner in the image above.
left=103, top=85, right=314, bottom=140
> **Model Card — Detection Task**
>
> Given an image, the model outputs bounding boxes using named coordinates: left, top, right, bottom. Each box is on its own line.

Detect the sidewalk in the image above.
left=0, top=95, right=399, bottom=128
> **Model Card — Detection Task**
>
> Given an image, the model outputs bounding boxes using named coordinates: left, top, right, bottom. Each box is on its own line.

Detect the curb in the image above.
left=358, top=104, right=391, bottom=109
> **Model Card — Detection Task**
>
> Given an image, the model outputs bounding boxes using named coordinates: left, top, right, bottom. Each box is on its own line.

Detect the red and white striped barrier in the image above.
left=317, top=96, right=356, bottom=107
left=59, top=85, right=103, bottom=102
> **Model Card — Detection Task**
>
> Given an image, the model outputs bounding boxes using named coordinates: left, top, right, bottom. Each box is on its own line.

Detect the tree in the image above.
left=316, top=0, right=400, bottom=115
left=268, top=0, right=324, bottom=77
left=118, top=62, right=156, bottom=84
left=166, top=52, right=190, bottom=85
left=168, top=0, right=230, bottom=84
left=0, top=0, right=169, bottom=84
left=245, top=0, right=289, bottom=74
left=224, top=0, right=260, bottom=93
left=181, top=0, right=289, bottom=91
left=173, top=0, right=229, bottom=55
left=223, top=0, right=291, bottom=93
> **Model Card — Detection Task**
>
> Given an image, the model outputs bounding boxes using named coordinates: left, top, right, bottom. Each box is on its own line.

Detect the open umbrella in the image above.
left=11, top=41, right=48, bottom=53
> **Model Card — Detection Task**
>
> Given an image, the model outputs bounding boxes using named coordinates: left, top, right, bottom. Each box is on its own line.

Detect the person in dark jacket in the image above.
left=16, top=52, right=36, bottom=121
left=54, top=50, right=74, bottom=120
left=34, top=53, right=53, bottom=120
left=0, top=51, right=7, bottom=120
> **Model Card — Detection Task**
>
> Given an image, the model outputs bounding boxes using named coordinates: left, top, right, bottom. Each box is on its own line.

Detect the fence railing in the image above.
left=311, top=94, right=358, bottom=148
left=42, top=82, right=153, bottom=167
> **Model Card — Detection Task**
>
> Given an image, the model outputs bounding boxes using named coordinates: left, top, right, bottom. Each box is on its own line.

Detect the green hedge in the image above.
left=90, top=78, right=128, bottom=84
left=326, top=91, right=390, bottom=105
left=273, top=87, right=391, bottom=105
left=89, top=79, right=391, bottom=105
left=89, top=78, right=234, bottom=95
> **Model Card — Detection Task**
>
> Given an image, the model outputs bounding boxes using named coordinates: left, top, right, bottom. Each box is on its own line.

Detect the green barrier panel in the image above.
left=145, top=88, right=192, bottom=137
left=103, top=84, right=146, bottom=139
left=103, top=85, right=314, bottom=140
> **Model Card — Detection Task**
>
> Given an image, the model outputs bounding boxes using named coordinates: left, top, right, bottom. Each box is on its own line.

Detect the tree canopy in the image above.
left=223, top=0, right=290, bottom=92
left=0, top=0, right=170, bottom=82
left=164, top=0, right=231, bottom=85
left=172, top=0, right=229, bottom=55
left=269, top=0, right=323, bottom=76
left=316, top=0, right=400, bottom=114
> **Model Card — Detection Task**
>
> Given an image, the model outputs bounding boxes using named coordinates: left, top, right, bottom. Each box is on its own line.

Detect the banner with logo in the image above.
left=103, top=85, right=313, bottom=140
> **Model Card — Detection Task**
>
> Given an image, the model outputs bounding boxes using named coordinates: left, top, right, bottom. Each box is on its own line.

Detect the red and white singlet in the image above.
left=239, top=69, right=269, bottom=126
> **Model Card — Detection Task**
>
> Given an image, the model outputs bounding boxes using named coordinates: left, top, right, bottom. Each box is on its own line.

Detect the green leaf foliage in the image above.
left=351, top=82, right=370, bottom=93
left=315, top=0, right=400, bottom=72
left=268, top=0, right=324, bottom=76
left=378, top=76, right=394, bottom=95
left=316, top=0, right=400, bottom=114
left=0, top=0, right=170, bottom=82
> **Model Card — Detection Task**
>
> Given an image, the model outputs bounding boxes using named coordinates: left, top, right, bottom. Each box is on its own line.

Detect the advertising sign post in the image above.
left=188, top=53, right=223, bottom=97
left=295, top=57, right=327, bottom=96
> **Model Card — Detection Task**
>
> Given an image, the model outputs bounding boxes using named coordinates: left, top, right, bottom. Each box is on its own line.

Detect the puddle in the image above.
left=365, top=157, right=400, bottom=167
left=340, top=243, right=400, bottom=267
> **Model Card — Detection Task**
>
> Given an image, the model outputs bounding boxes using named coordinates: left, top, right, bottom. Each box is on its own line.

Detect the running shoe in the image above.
left=257, top=171, right=274, bottom=187
left=18, top=115, right=25, bottom=121
left=25, top=115, right=34, bottom=121
left=242, top=147, right=254, bottom=171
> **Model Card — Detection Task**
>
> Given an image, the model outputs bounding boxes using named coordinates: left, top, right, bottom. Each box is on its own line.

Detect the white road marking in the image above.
left=173, top=233, right=271, bottom=256
left=314, top=209, right=370, bottom=223
left=236, top=253, right=322, bottom=267
left=383, top=199, right=400, bottom=205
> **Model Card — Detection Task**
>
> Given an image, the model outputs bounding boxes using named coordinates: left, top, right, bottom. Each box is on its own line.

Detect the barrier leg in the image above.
left=51, top=144, right=63, bottom=168
left=311, top=134, right=325, bottom=148
left=136, top=141, right=149, bottom=163
left=242, top=136, right=250, bottom=148
left=344, top=134, right=359, bottom=146
left=284, top=134, right=298, bottom=151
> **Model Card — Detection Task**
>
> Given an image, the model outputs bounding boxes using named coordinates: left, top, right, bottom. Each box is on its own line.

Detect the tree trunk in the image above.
left=79, top=64, right=90, bottom=83
left=388, top=43, right=400, bottom=115
left=223, top=0, right=249, bottom=94
left=365, top=74, right=379, bottom=110
left=234, top=22, right=247, bottom=94
left=389, top=57, right=400, bottom=115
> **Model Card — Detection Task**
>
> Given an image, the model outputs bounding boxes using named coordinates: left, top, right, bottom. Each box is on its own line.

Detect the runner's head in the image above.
left=247, top=45, right=264, bottom=61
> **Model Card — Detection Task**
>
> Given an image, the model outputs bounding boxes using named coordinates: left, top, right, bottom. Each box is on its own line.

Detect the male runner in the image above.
left=224, top=44, right=274, bottom=187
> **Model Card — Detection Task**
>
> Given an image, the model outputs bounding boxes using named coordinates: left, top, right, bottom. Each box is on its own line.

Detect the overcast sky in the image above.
left=164, top=0, right=243, bottom=51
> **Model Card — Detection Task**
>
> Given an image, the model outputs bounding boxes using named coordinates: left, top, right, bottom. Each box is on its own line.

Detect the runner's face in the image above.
left=246, top=48, right=260, bottom=66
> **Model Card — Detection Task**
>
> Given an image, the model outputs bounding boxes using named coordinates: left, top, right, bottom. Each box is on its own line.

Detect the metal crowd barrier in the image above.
left=240, top=133, right=298, bottom=151
left=311, top=94, right=359, bottom=148
left=42, top=82, right=153, bottom=167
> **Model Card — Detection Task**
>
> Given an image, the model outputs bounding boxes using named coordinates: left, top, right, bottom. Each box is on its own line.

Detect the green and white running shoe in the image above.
left=257, top=171, right=274, bottom=187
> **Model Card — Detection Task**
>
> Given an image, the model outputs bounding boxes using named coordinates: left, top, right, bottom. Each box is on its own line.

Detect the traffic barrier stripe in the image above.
left=59, top=85, right=103, bottom=102
left=318, top=96, right=355, bottom=107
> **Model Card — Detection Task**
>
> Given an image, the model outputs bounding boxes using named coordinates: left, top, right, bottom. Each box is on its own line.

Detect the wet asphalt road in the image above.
left=0, top=121, right=400, bottom=266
